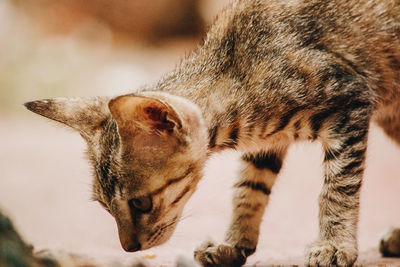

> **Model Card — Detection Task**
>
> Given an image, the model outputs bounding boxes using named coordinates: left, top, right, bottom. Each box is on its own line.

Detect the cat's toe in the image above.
left=306, top=241, right=336, bottom=266
left=334, top=243, right=358, bottom=266
left=194, top=239, right=216, bottom=253
left=379, top=227, right=400, bottom=257
left=305, top=240, right=357, bottom=267
left=194, top=241, right=246, bottom=267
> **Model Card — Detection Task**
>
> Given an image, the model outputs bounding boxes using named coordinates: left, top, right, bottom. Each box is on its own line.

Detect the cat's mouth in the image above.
left=145, top=220, right=178, bottom=249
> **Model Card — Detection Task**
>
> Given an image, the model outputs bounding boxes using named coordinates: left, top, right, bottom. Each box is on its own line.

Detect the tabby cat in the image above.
left=25, top=0, right=400, bottom=266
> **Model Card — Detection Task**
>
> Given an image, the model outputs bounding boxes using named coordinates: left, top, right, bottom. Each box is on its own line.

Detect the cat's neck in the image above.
left=155, top=56, right=234, bottom=130
left=157, top=70, right=236, bottom=126
left=149, top=53, right=295, bottom=154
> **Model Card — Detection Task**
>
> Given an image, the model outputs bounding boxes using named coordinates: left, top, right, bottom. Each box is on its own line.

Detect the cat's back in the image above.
left=287, top=0, right=400, bottom=102
left=233, top=0, right=400, bottom=46
left=202, top=0, right=400, bottom=103
left=211, top=0, right=400, bottom=45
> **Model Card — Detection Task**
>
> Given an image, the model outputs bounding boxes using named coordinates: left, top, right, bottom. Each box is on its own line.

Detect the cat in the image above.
left=24, top=0, right=400, bottom=266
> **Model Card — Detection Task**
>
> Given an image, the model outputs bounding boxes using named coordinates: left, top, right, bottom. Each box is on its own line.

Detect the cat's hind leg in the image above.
left=374, top=100, right=400, bottom=257
left=374, top=100, right=400, bottom=146
left=194, top=148, right=288, bottom=267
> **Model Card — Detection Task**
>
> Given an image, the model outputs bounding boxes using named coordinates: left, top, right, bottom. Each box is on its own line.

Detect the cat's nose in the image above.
left=118, top=230, right=142, bottom=252
left=123, top=240, right=141, bottom=252
left=114, top=210, right=142, bottom=252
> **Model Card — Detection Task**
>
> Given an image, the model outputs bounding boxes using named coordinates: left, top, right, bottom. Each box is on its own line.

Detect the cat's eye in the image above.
left=129, top=195, right=152, bottom=213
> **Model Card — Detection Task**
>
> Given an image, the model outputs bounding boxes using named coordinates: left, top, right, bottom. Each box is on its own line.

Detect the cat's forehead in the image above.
left=89, top=118, right=164, bottom=198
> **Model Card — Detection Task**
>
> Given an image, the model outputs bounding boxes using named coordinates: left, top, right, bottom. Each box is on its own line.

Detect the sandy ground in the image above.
left=0, top=116, right=399, bottom=266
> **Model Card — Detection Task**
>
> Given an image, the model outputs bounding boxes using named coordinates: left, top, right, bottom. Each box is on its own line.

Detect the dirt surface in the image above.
left=0, top=117, right=399, bottom=266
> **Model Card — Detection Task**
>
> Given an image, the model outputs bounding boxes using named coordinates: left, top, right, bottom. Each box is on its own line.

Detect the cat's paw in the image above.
left=194, top=239, right=246, bottom=267
left=379, top=227, right=400, bottom=257
left=305, top=240, right=357, bottom=267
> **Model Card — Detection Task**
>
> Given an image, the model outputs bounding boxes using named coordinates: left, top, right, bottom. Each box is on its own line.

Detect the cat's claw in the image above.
left=194, top=239, right=246, bottom=267
left=305, top=240, right=357, bottom=267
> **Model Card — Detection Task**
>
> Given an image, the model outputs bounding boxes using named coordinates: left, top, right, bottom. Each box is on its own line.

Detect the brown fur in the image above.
left=380, top=227, right=400, bottom=257
left=25, top=0, right=400, bottom=266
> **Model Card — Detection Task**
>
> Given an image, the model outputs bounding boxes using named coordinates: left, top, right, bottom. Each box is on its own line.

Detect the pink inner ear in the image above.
left=144, top=106, right=175, bottom=132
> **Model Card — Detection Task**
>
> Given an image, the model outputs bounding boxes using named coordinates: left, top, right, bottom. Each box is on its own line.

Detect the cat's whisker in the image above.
left=177, top=214, right=192, bottom=224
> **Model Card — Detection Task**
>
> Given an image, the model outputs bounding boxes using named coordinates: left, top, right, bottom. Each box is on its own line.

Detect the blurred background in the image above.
left=0, top=0, right=399, bottom=266
left=0, top=0, right=231, bottom=114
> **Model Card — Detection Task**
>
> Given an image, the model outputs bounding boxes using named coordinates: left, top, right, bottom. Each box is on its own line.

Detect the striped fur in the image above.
left=24, top=0, right=400, bottom=266
left=195, top=148, right=287, bottom=266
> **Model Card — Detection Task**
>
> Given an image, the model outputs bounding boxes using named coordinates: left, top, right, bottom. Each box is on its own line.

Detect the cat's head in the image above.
left=24, top=92, right=208, bottom=252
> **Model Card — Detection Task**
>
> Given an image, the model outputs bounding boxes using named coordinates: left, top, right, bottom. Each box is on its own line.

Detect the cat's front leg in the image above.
left=194, top=148, right=287, bottom=267
left=306, top=107, right=371, bottom=267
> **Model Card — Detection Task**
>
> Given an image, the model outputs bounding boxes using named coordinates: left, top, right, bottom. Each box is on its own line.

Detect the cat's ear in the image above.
left=108, top=94, right=182, bottom=139
left=24, top=97, right=109, bottom=140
